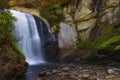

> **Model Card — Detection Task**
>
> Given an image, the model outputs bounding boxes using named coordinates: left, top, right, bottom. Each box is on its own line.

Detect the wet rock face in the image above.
left=37, top=64, right=120, bottom=80
left=34, top=15, right=60, bottom=61
left=44, top=40, right=60, bottom=61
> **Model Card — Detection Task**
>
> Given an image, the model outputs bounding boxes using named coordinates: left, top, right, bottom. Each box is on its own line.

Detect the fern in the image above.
left=97, top=36, right=120, bottom=50
left=115, top=45, right=120, bottom=51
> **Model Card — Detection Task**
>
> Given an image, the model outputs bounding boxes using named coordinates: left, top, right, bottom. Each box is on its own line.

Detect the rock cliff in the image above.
left=8, top=0, right=120, bottom=58
left=8, top=0, right=119, bottom=48
left=59, top=0, right=120, bottom=48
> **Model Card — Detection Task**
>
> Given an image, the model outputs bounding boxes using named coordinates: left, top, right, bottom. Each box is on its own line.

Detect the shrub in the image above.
left=0, top=10, right=16, bottom=44
left=76, top=40, right=95, bottom=49
left=0, top=10, right=25, bottom=59
left=96, top=36, right=120, bottom=50
left=40, top=3, right=64, bottom=33
left=77, top=23, right=120, bottom=51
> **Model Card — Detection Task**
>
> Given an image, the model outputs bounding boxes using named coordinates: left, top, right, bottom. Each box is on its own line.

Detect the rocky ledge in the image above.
left=37, top=64, right=120, bottom=80
left=0, top=45, right=28, bottom=80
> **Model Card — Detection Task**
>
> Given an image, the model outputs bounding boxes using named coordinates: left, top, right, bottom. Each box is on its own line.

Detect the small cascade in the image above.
left=10, top=10, right=45, bottom=65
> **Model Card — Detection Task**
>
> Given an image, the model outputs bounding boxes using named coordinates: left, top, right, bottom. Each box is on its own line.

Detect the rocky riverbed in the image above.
left=36, top=63, right=120, bottom=80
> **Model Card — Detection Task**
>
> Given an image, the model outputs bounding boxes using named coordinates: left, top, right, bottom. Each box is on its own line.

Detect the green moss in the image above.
left=96, top=36, right=120, bottom=50
left=115, top=45, right=120, bottom=51
left=13, top=43, right=25, bottom=59
left=94, top=23, right=115, bottom=42
left=94, top=22, right=120, bottom=51
left=52, top=23, right=60, bottom=33
left=77, top=22, right=120, bottom=51
left=76, top=40, right=95, bottom=49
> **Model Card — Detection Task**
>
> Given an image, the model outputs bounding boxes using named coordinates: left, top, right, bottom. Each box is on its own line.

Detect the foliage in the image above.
left=77, top=22, right=120, bottom=51
left=95, top=23, right=120, bottom=51
left=40, top=3, right=64, bottom=33
left=12, top=43, right=25, bottom=59
left=0, top=10, right=26, bottom=80
left=76, top=40, right=95, bottom=49
left=115, top=45, right=120, bottom=50
left=0, top=10, right=16, bottom=44
left=0, top=10, right=25, bottom=59
left=96, top=36, right=120, bottom=50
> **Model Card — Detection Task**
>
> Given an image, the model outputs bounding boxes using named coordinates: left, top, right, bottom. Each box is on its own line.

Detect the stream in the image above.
left=25, top=61, right=120, bottom=80
left=25, top=62, right=59, bottom=80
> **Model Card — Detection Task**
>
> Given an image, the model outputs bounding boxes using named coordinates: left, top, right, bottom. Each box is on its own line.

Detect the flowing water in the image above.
left=25, top=62, right=58, bottom=80
left=25, top=63, right=51, bottom=80
left=9, top=10, right=57, bottom=80
left=10, top=10, right=45, bottom=65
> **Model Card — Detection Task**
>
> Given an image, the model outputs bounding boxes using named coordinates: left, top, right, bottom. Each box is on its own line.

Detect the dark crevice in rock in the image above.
left=90, top=0, right=103, bottom=38
left=33, top=15, right=60, bottom=61
left=76, top=0, right=81, bottom=9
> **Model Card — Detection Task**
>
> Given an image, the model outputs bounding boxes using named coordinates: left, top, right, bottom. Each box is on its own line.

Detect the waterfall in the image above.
left=10, top=10, right=45, bottom=65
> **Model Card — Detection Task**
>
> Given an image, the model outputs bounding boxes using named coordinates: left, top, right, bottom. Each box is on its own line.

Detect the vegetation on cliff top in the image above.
left=40, top=3, right=64, bottom=33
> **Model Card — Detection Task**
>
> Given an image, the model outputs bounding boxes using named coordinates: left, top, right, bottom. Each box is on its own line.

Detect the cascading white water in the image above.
left=10, top=10, right=45, bottom=65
